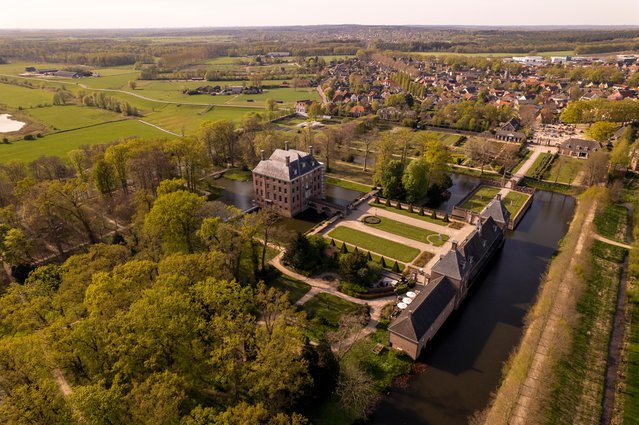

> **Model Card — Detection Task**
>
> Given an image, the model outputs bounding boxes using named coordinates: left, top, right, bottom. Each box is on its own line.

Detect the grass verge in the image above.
left=328, top=227, right=420, bottom=263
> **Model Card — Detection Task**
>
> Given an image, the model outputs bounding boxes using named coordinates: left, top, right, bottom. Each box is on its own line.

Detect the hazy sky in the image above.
left=2, top=0, right=638, bottom=28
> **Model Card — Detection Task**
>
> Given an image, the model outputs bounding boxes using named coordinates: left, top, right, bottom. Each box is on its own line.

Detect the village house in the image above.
left=295, top=100, right=313, bottom=116
left=252, top=143, right=324, bottom=218
left=388, top=196, right=509, bottom=359
left=558, top=138, right=601, bottom=159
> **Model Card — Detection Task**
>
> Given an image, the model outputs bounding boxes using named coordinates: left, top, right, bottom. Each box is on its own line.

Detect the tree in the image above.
left=339, top=251, right=368, bottom=283
left=361, top=128, right=379, bottom=172
left=464, top=138, right=494, bottom=175
left=496, top=144, right=520, bottom=180
left=582, top=151, right=609, bottom=186
left=586, top=121, right=619, bottom=143
left=256, top=206, right=280, bottom=273
left=198, top=120, right=238, bottom=167
left=377, top=160, right=404, bottom=199
left=93, top=159, right=116, bottom=197
left=422, top=139, right=451, bottom=188
left=609, top=138, right=631, bottom=173
left=0, top=226, right=31, bottom=266
left=143, top=189, right=207, bottom=254
left=402, top=158, right=430, bottom=203
left=373, top=133, right=396, bottom=183
left=335, top=364, right=377, bottom=420
left=128, top=80, right=137, bottom=90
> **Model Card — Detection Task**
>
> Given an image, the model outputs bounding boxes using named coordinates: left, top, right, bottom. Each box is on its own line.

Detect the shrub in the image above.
left=24, top=134, right=35, bottom=140
left=385, top=198, right=391, bottom=207
left=392, top=261, right=400, bottom=272
left=443, top=213, right=450, bottom=223
left=431, top=210, right=437, bottom=219
left=419, top=207, right=425, bottom=216
left=395, top=201, right=402, bottom=210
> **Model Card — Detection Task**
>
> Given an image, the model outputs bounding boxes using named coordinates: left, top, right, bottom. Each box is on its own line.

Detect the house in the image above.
left=558, top=138, right=601, bottom=159
left=295, top=100, right=313, bottom=116
left=495, top=129, right=526, bottom=143
left=252, top=143, right=324, bottom=218
left=24, top=67, right=36, bottom=73
left=349, top=105, right=367, bottom=117
left=267, top=52, right=290, bottom=58
left=389, top=203, right=507, bottom=360
left=52, top=70, right=80, bottom=78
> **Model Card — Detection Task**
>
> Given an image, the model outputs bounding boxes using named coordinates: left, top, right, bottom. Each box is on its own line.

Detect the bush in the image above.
left=24, top=134, right=35, bottom=140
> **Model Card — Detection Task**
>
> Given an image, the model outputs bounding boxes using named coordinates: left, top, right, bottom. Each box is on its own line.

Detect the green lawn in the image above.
left=327, top=162, right=375, bottom=186
left=594, top=203, right=628, bottom=243
left=328, top=226, right=420, bottom=263
left=362, top=216, right=449, bottom=247
left=545, top=157, right=584, bottom=185
left=0, top=119, right=168, bottom=163
left=142, top=104, right=258, bottom=135
left=525, top=152, right=554, bottom=179
left=625, top=287, right=639, bottom=424
left=424, top=130, right=463, bottom=146
left=268, top=275, right=311, bottom=304
left=503, top=190, right=531, bottom=217
left=223, top=169, right=252, bottom=182
left=302, top=293, right=362, bottom=328
left=460, top=186, right=501, bottom=212
left=0, top=82, right=55, bottom=108
left=325, top=176, right=370, bottom=193
left=370, top=202, right=450, bottom=227
left=328, top=239, right=406, bottom=271
left=25, top=105, right=122, bottom=130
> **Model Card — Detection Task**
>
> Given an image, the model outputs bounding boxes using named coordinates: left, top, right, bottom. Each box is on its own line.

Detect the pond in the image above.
left=0, top=114, right=26, bottom=133
left=324, top=183, right=363, bottom=208
left=210, top=177, right=255, bottom=212
left=369, top=182, right=576, bottom=425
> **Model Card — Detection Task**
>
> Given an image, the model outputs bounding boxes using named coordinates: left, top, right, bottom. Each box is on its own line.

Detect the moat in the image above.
left=369, top=176, right=576, bottom=425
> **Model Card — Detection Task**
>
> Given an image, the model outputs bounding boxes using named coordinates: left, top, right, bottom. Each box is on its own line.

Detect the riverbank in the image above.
left=481, top=187, right=627, bottom=425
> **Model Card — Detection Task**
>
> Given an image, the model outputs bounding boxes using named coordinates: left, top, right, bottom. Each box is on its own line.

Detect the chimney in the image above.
left=496, top=193, right=501, bottom=201
left=285, top=156, right=290, bottom=166
left=260, top=150, right=266, bottom=161
left=309, top=145, right=314, bottom=157
left=451, top=240, right=458, bottom=251
left=285, top=141, right=290, bottom=151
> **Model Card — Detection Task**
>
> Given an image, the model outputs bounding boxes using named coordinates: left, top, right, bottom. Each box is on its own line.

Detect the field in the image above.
left=502, top=190, right=531, bottom=217
left=25, top=105, right=123, bottom=130
left=328, top=226, right=420, bottom=263
left=0, top=120, right=168, bottom=163
left=362, top=215, right=448, bottom=247
left=594, top=203, right=629, bottom=242
left=370, top=201, right=451, bottom=226
left=142, top=104, right=258, bottom=135
left=268, top=275, right=311, bottom=304
left=545, top=156, right=584, bottom=185
left=460, top=186, right=501, bottom=212
left=324, top=176, right=370, bottom=193
left=0, top=82, right=56, bottom=108
left=525, top=152, right=555, bottom=179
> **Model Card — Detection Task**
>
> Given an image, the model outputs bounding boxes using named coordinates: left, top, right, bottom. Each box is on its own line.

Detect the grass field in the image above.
left=223, top=169, right=252, bottom=182
left=503, top=190, right=531, bottom=217
left=25, top=105, right=122, bottom=130
left=525, top=152, right=554, bottom=179
left=0, top=119, right=168, bottom=163
left=268, top=275, right=311, bottom=304
left=370, top=202, right=450, bottom=227
left=594, top=203, right=628, bottom=242
left=362, top=215, right=448, bottom=247
left=624, top=286, right=639, bottom=423
left=424, top=130, right=463, bottom=146
left=545, top=156, right=584, bottom=185
left=460, top=186, right=501, bottom=212
left=0, top=82, right=55, bottom=108
left=327, top=161, right=375, bottom=186
left=143, top=104, right=258, bottom=135
left=324, top=176, right=370, bottom=193
left=328, top=226, right=420, bottom=263
left=329, top=239, right=406, bottom=271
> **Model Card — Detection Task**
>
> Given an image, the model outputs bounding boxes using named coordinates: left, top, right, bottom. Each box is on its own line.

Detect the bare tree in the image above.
left=464, top=138, right=495, bottom=176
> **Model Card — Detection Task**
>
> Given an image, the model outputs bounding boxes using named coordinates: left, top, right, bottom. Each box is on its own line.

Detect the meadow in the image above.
left=0, top=119, right=168, bottom=163
left=0, top=82, right=56, bottom=108
left=25, top=105, right=123, bottom=130
left=327, top=226, right=420, bottom=263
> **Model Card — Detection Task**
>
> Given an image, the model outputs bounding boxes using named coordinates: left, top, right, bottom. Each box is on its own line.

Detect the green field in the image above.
left=525, top=152, right=554, bottom=179
left=324, top=177, right=370, bottom=193
left=328, top=226, right=420, bottom=263
left=0, top=82, right=55, bottom=108
left=362, top=216, right=449, bottom=247
left=545, top=156, right=584, bottom=185
left=594, top=203, right=628, bottom=243
left=460, top=186, right=501, bottom=212
left=502, top=191, right=531, bottom=217
left=625, top=288, right=639, bottom=423
left=0, top=119, right=168, bottom=163
left=223, top=169, right=252, bottom=182
left=302, top=293, right=362, bottom=328
left=143, top=104, right=258, bottom=135
left=370, top=202, right=450, bottom=226
left=25, top=105, right=122, bottom=130
left=268, top=275, right=311, bottom=304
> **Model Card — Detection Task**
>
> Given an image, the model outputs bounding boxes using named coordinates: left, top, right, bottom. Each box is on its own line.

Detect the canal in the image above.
left=369, top=177, right=576, bottom=425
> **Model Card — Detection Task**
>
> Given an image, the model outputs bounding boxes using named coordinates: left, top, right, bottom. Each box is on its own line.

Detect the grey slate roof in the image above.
left=559, top=138, right=601, bottom=152
left=252, top=148, right=321, bottom=182
left=495, top=129, right=526, bottom=140
left=431, top=249, right=466, bottom=282
left=388, top=276, right=457, bottom=342
left=480, top=197, right=511, bottom=226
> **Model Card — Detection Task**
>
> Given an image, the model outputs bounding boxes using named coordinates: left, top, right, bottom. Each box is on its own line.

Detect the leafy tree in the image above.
left=339, top=251, right=368, bottom=283
left=93, top=159, right=116, bottom=197
left=402, top=158, right=429, bottom=203
left=586, top=121, right=619, bottom=142
left=377, top=160, right=404, bottom=199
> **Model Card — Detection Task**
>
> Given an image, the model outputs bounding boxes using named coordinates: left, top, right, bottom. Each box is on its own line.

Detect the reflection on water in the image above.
left=429, top=173, right=482, bottom=213
left=369, top=189, right=576, bottom=425
left=324, top=184, right=363, bottom=207
left=211, top=177, right=255, bottom=211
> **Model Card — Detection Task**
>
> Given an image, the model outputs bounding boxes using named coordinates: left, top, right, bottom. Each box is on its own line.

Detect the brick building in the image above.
left=252, top=143, right=324, bottom=217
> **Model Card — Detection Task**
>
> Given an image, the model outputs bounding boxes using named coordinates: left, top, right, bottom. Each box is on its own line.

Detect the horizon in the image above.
left=1, top=0, right=638, bottom=29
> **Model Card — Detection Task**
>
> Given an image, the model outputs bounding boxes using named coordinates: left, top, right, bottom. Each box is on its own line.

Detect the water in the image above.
left=324, top=183, right=363, bottom=207
left=429, top=173, right=482, bottom=214
left=369, top=188, right=576, bottom=425
left=0, top=114, right=26, bottom=133
left=211, top=177, right=255, bottom=211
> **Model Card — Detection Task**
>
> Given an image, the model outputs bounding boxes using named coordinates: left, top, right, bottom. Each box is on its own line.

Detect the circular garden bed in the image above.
left=362, top=215, right=381, bottom=224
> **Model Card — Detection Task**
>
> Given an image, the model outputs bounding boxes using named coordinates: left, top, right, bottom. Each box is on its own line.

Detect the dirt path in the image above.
left=593, top=234, right=634, bottom=250
left=138, top=119, right=180, bottom=136
left=510, top=202, right=597, bottom=425
left=52, top=369, right=72, bottom=396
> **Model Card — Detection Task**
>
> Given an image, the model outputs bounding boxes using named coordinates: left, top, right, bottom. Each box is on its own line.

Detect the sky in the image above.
left=1, top=0, right=638, bottom=29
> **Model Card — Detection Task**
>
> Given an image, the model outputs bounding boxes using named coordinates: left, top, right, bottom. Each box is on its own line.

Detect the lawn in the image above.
left=223, top=169, right=252, bottom=182
left=370, top=202, right=450, bottom=227
left=594, top=203, right=628, bottom=243
left=525, top=152, right=555, bottom=179
left=328, top=239, right=406, bottom=271
left=230, top=87, right=320, bottom=105
left=362, top=215, right=449, bottom=247
left=324, top=176, right=370, bottom=193
left=0, top=82, right=55, bottom=108
left=545, top=156, right=584, bottom=185
left=327, top=161, right=375, bottom=186
left=624, top=287, right=639, bottom=424
left=268, top=275, right=311, bottom=304
left=328, top=226, right=420, bottom=263
left=423, top=130, right=463, bottom=146
left=511, top=149, right=532, bottom=174
left=302, top=293, right=363, bottom=328
left=502, top=190, right=531, bottom=217
left=0, top=119, right=168, bottom=163
left=460, top=186, right=501, bottom=212
left=142, top=103, right=258, bottom=135
left=25, top=105, right=122, bottom=131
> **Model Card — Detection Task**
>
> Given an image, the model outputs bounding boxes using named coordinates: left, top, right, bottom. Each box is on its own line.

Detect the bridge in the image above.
left=308, top=198, right=348, bottom=216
